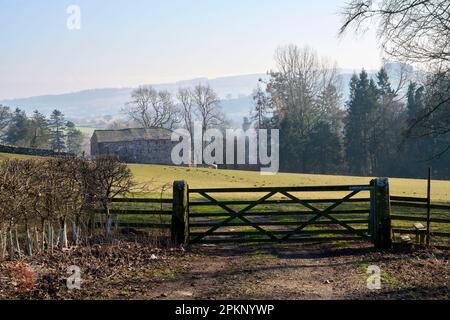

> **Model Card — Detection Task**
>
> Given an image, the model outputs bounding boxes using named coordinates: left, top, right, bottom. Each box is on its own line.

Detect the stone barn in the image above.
left=90, top=128, right=176, bottom=164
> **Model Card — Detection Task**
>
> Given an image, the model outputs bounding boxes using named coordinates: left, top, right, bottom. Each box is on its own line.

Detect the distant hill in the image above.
left=2, top=66, right=412, bottom=127
left=1, top=74, right=267, bottom=126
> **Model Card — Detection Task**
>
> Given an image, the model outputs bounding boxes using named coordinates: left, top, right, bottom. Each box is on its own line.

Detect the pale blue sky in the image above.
left=0, top=0, right=382, bottom=99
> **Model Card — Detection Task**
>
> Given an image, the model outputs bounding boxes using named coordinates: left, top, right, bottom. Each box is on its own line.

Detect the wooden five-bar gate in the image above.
left=171, top=179, right=392, bottom=249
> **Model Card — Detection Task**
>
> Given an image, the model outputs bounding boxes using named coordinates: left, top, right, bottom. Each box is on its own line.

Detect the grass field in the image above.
left=1, top=152, right=449, bottom=244
left=124, top=163, right=450, bottom=244
left=128, top=164, right=450, bottom=202
left=1, top=152, right=449, bottom=201
left=76, top=126, right=97, bottom=137
left=125, top=163, right=450, bottom=244
left=0, top=152, right=43, bottom=161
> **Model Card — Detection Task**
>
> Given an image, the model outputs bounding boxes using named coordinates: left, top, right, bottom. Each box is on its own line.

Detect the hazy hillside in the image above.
left=2, top=67, right=413, bottom=127
left=1, top=74, right=269, bottom=126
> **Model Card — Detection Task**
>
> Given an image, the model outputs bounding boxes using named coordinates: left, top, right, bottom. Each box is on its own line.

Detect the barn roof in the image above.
left=92, top=128, right=174, bottom=143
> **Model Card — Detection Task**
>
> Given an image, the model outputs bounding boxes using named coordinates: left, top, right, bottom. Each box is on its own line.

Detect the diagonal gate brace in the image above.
left=190, top=191, right=279, bottom=243
left=280, top=190, right=365, bottom=241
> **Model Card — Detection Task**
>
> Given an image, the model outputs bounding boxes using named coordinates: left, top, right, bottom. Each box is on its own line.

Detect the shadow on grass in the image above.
left=188, top=241, right=450, bottom=260
left=346, top=284, right=450, bottom=300
left=189, top=241, right=375, bottom=258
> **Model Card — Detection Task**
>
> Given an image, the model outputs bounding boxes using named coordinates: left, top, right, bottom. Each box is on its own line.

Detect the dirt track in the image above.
left=1, top=241, right=449, bottom=300
left=150, top=243, right=450, bottom=300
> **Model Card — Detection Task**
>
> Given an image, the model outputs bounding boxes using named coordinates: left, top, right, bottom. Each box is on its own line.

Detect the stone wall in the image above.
left=0, top=144, right=71, bottom=157
left=94, top=139, right=176, bottom=165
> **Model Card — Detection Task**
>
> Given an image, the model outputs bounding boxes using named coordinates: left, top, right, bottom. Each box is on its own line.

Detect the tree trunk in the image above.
left=34, top=226, right=39, bottom=254
left=58, top=217, right=68, bottom=250
left=104, top=204, right=112, bottom=238
left=72, top=218, right=80, bottom=245
left=8, top=225, right=14, bottom=260
left=25, top=220, right=33, bottom=257
left=113, top=213, right=119, bottom=231
left=0, top=227, right=7, bottom=259
left=47, top=221, right=54, bottom=253
left=41, top=219, right=46, bottom=252
left=0, top=229, right=3, bottom=259
left=14, top=226, right=21, bottom=259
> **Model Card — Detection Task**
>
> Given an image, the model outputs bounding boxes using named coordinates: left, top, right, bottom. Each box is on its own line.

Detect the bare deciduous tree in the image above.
left=0, top=159, right=35, bottom=259
left=268, top=45, right=341, bottom=135
left=270, top=45, right=340, bottom=119
left=107, top=119, right=135, bottom=130
left=258, top=45, right=344, bottom=172
left=124, top=86, right=180, bottom=129
left=177, top=88, right=195, bottom=142
left=251, top=83, right=272, bottom=129
left=191, top=84, right=226, bottom=141
left=0, top=105, right=12, bottom=141
left=18, top=160, right=41, bottom=256
left=0, top=155, right=138, bottom=259
left=40, top=157, right=79, bottom=250
left=340, top=0, right=450, bottom=68
left=92, top=155, right=135, bottom=238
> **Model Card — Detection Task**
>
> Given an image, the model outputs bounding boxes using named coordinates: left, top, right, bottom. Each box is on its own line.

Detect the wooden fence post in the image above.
left=371, top=178, right=392, bottom=249
left=369, top=179, right=376, bottom=238
left=171, top=180, right=189, bottom=246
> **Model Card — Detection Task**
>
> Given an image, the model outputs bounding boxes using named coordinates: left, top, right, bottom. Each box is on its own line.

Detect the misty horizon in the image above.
left=0, top=67, right=386, bottom=101
left=0, top=0, right=383, bottom=100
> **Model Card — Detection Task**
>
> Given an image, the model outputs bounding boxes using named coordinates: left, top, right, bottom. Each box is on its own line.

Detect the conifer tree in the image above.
left=30, top=110, right=51, bottom=149
left=306, top=121, right=343, bottom=174
left=5, top=108, right=32, bottom=147
left=345, top=71, right=373, bottom=175
left=49, top=109, right=66, bottom=152
left=66, top=121, right=83, bottom=155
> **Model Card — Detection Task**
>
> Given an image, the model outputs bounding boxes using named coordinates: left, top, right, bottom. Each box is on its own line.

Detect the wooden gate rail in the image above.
left=93, top=209, right=172, bottom=215
left=109, top=198, right=173, bottom=203
left=180, top=183, right=382, bottom=246
left=189, top=198, right=371, bottom=206
left=99, top=176, right=449, bottom=248
left=195, top=237, right=367, bottom=244
left=94, top=197, right=173, bottom=230
left=189, top=229, right=368, bottom=237
left=190, top=209, right=370, bottom=217
left=191, top=191, right=279, bottom=243
left=190, top=220, right=369, bottom=227
left=279, top=190, right=366, bottom=241
left=189, top=185, right=373, bottom=193
left=190, top=189, right=367, bottom=243
left=390, top=167, right=449, bottom=244
left=391, top=196, right=450, bottom=243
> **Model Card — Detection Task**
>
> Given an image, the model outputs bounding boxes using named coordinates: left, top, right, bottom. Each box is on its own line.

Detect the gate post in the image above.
left=171, top=180, right=189, bottom=246
left=370, top=178, right=392, bottom=249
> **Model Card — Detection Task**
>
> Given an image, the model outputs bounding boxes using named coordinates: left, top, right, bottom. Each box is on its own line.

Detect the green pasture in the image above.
left=2, top=152, right=449, bottom=244
left=127, top=163, right=450, bottom=203
left=2, top=151, right=448, bottom=202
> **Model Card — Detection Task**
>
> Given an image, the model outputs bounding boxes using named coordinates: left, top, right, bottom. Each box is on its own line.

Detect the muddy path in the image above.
left=147, top=242, right=450, bottom=300
left=1, top=241, right=449, bottom=300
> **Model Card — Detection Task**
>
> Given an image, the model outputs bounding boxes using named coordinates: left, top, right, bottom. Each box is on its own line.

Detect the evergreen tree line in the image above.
left=253, top=45, right=450, bottom=179
left=0, top=108, right=84, bottom=155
